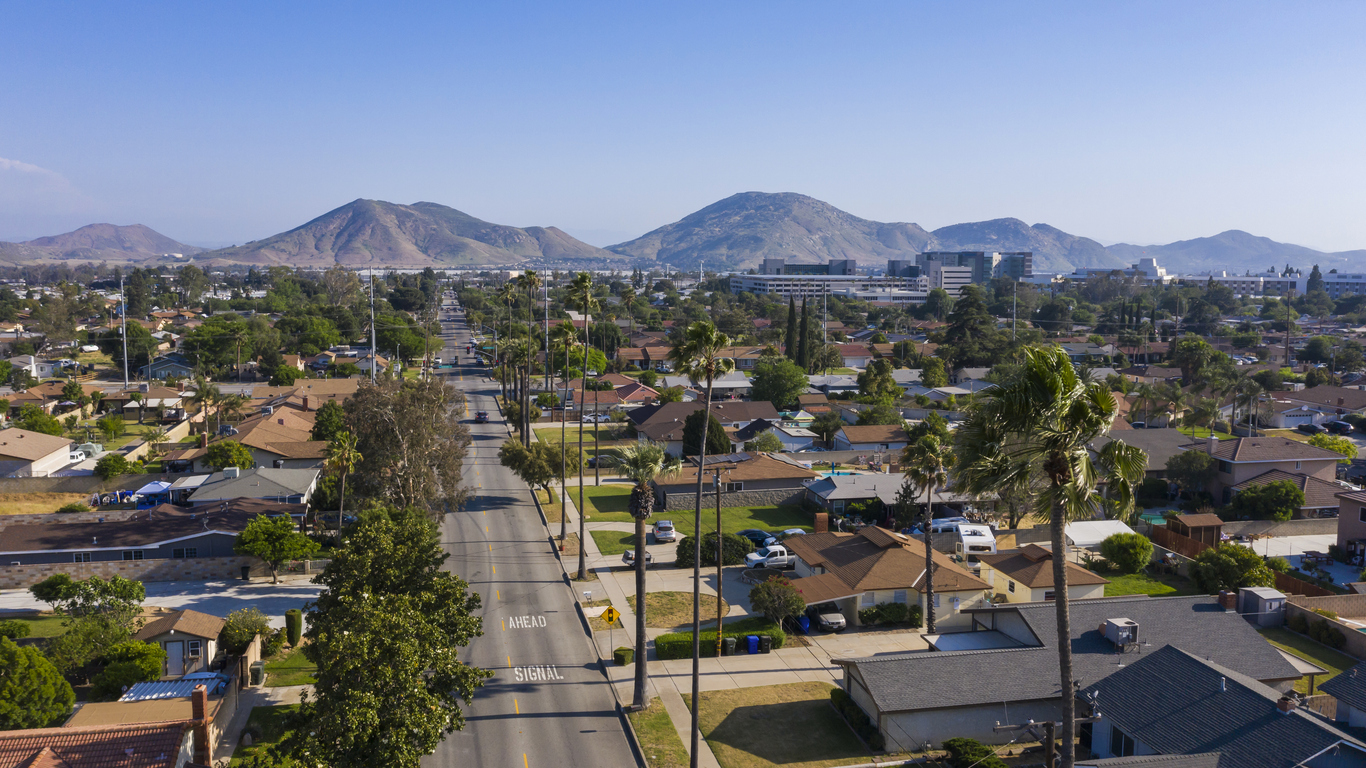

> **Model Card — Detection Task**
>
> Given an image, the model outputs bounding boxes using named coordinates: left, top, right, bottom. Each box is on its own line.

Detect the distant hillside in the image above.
left=608, top=193, right=1127, bottom=273
left=0, top=223, right=202, bottom=264
left=200, top=199, right=622, bottom=267
left=1106, top=230, right=1366, bottom=275
left=608, top=192, right=935, bottom=270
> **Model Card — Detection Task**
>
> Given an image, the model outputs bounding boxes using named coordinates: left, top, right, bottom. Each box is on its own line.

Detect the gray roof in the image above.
left=834, top=596, right=1301, bottom=714
left=1319, top=662, right=1366, bottom=713
left=1090, top=429, right=1193, bottom=472
left=188, top=467, right=319, bottom=502
left=1079, top=755, right=1224, bottom=767
left=1082, top=646, right=1365, bottom=768
left=805, top=473, right=984, bottom=506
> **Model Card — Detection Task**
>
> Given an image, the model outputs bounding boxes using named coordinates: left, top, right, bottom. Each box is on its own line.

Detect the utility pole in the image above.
left=120, top=275, right=129, bottom=389
left=823, top=283, right=829, bottom=377
left=369, top=272, right=377, bottom=384
left=1286, top=288, right=1294, bottom=373
left=1012, top=281, right=1018, bottom=342
left=544, top=280, right=551, bottom=393
left=711, top=465, right=731, bottom=659
left=994, top=712, right=1101, bottom=768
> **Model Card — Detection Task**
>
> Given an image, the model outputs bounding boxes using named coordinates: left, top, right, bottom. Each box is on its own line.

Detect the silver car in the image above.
left=652, top=520, right=677, bottom=542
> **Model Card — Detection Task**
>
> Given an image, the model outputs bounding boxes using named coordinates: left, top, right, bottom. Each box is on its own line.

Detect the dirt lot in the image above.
left=0, top=493, right=92, bottom=515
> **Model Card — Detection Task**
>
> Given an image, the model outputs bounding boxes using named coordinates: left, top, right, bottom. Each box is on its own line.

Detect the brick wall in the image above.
left=0, top=556, right=269, bottom=590
left=660, top=487, right=805, bottom=511
left=1285, top=597, right=1366, bottom=661
left=1222, top=519, right=1339, bottom=537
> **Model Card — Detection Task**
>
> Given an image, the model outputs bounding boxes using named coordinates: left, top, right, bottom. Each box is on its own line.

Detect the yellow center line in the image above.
left=523, top=754, right=529, bottom=768
left=514, top=698, right=520, bottom=715
left=496, top=589, right=500, bottom=600
left=507, top=654, right=512, bottom=668
left=501, top=619, right=505, bottom=631
left=492, top=564, right=496, bottom=574
left=489, top=543, right=492, bottom=551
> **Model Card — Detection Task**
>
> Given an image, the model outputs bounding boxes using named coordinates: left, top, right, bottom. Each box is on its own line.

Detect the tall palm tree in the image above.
left=519, top=270, right=542, bottom=443
left=667, top=320, right=733, bottom=768
left=190, top=377, right=221, bottom=435
left=325, top=430, right=362, bottom=531
left=568, top=273, right=600, bottom=580
left=496, top=282, right=516, bottom=404
left=955, top=346, right=1146, bottom=768
left=621, top=286, right=637, bottom=341
left=1158, top=381, right=1188, bottom=429
left=1235, top=377, right=1266, bottom=437
left=902, top=434, right=952, bottom=633
left=228, top=324, right=249, bottom=383
left=1188, top=397, right=1221, bottom=438
left=611, top=441, right=681, bottom=711
left=552, top=321, right=581, bottom=542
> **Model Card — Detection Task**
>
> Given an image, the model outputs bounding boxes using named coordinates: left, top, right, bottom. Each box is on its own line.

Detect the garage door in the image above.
left=1283, top=413, right=1313, bottom=427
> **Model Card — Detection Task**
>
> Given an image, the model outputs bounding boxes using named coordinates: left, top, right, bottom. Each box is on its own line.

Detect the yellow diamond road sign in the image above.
left=601, top=607, right=620, bottom=625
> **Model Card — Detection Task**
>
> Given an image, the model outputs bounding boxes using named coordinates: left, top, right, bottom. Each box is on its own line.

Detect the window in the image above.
left=72, top=553, right=90, bottom=563
left=1007, top=581, right=1016, bottom=593
left=1109, top=726, right=1136, bottom=757
left=1044, top=590, right=1057, bottom=602
left=187, top=640, right=202, bottom=658
left=1218, top=460, right=1233, bottom=474
left=933, top=593, right=941, bottom=608
left=833, top=500, right=845, bottom=513
left=1296, top=461, right=1302, bottom=470
left=893, top=590, right=907, bottom=604
left=726, top=482, right=743, bottom=493
left=861, top=592, right=875, bottom=607
left=122, top=550, right=143, bottom=561
left=172, top=548, right=199, bottom=559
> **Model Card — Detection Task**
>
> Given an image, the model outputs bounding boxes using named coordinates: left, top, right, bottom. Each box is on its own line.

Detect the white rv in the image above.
left=954, top=524, right=997, bottom=562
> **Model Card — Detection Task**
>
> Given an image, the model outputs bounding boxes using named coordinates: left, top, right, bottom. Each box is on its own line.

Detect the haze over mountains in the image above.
left=5, top=192, right=1366, bottom=276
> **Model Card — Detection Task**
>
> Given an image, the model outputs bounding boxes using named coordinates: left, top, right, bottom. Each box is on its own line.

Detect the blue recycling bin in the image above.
left=796, top=616, right=811, bottom=635
left=746, top=635, right=759, bottom=654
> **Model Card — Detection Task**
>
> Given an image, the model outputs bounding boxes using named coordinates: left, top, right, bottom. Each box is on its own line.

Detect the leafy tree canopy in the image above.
left=205, top=440, right=255, bottom=471
left=0, top=637, right=74, bottom=729
left=235, top=515, right=320, bottom=583
left=750, top=356, right=808, bottom=410
left=681, top=409, right=729, bottom=458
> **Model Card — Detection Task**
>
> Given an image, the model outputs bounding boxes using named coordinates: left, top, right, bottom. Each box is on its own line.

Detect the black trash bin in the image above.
left=758, top=634, right=772, bottom=654
left=721, top=637, right=736, bottom=656
left=241, top=565, right=251, bottom=581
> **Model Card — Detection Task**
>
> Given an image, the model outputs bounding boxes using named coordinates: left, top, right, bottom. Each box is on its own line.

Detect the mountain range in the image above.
left=5, top=192, right=1366, bottom=276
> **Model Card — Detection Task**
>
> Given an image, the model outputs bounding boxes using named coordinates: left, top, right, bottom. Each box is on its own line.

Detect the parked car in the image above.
left=778, top=528, right=806, bottom=539
left=745, top=544, right=795, bottom=569
left=652, top=520, right=677, bottom=542
left=474, top=411, right=489, bottom=423
left=1298, top=422, right=1327, bottom=435
left=1327, top=420, right=1354, bottom=435
left=737, top=529, right=777, bottom=549
left=806, top=602, right=847, bottom=632
left=1130, top=421, right=1146, bottom=429
left=622, top=549, right=653, bottom=567
left=68, top=450, right=86, bottom=463
left=581, top=414, right=612, bottom=423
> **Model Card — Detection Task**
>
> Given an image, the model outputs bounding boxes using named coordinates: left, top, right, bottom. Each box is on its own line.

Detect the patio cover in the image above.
left=1065, top=520, right=1137, bottom=548
left=134, top=480, right=174, bottom=496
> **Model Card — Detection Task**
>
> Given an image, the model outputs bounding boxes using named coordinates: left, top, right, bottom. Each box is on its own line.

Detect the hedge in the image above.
left=857, top=602, right=922, bottom=628
left=830, top=688, right=885, bottom=751
left=655, top=623, right=785, bottom=660
left=285, top=609, right=303, bottom=646
left=674, top=532, right=753, bottom=569
left=0, top=620, right=30, bottom=640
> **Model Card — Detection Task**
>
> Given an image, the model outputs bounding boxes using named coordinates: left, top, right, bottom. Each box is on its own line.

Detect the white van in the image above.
left=927, top=517, right=970, bottom=536
left=954, top=524, right=997, bottom=561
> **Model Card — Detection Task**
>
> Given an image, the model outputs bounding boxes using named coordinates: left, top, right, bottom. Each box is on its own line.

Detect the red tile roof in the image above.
left=0, top=721, right=192, bottom=768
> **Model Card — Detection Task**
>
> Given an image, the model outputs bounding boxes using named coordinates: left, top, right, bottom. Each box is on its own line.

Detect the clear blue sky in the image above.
left=2, top=1, right=1365, bottom=251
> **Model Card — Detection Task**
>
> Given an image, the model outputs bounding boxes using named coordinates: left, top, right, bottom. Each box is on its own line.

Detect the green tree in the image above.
left=30, top=574, right=76, bottom=612
left=310, top=399, right=347, bottom=442
left=205, top=439, right=255, bottom=471
left=55, top=575, right=145, bottom=629
left=920, top=357, right=948, bottom=388
left=610, top=442, right=681, bottom=710
left=954, top=345, right=1147, bottom=767
left=0, top=637, right=74, bottom=729
left=903, top=434, right=952, bottom=631
left=15, top=404, right=62, bottom=436
left=1169, top=334, right=1216, bottom=385
left=220, top=607, right=272, bottom=654
left=743, top=431, right=784, bottom=453
left=797, top=297, right=811, bottom=370
left=281, top=514, right=491, bottom=768
left=1165, top=450, right=1216, bottom=496
left=784, top=296, right=798, bottom=361
left=681, top=409, right=729, bottom=458
left=750, top=356, right=808, bottom=410
left=1231, top=479, right=1304, bottom=521
left=809, top=410, right=844, bottom=445
left=657, top=385, right=685, bottom=404
left=497, top=438, right=558, bottom=499
left=856, top=359, right=899, bottom=400
left=236, top=515, right=320, bottom=584
left=90, top=641, right=166, bottom=701
left=94, top=453, right=142, bottom=480
left=856, top=400, right=903, bottom=426
left=269, top=365, right=303, bottom=386
left=748, top=576, right=806, bottom=624
left=325, top=430, right=363, bottom=524
left=1309, top=432, right=1358, bottom=462
left=936, top=285, right=1007, bottom=368
left=1099, top=532, right=1154, bottom=574
left=1191, top=544, right=1275, bottom=593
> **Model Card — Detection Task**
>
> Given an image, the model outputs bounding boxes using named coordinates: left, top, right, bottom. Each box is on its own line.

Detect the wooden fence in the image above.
left=1151, top=524, right=1335, bottom=597
left=1275, top=571, right=1336, bottom=598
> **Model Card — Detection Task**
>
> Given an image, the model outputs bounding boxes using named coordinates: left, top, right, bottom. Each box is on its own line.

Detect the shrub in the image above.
left=857, top=607, right=879, bottom=626
left=1288, top=612, right=1310, bottom=634
left=674, top=532, right=752, bottom=568
left=613, top=647, right=634, bottom=666
left=1310, top=618, right=1347, bottom=650
left=654, top=622, right=785, bottom=660
left=1191, top=544, right=1274, bottom=593
left=94, top=454, right=142, bottom=480
left=55, top=503, right=90, bottom=514
left=263, top=627, right=287, bottom=657
left=907, top=604, right=923, bottom=629
left=0, top=620, right=30, bottom=640
left=942, top=737, right=1009, bottom=768
left=830, top=688, right=885, bottom=751
left=1136, top=477, right=1170, bottom=507
left=1313, top=608, right=1340, bottom=620
left=1266, top=556, right=1291, bottom=573
left=748, top=577, right=805, bottom=624
left=1099, top=533, right=1154, bottom=574
left=879, top=602, right=910, bottom=624
left=285, top=609, right=302, bottom=646
left=220, top=607, right=272, bottom=654
left=90, top=641, right=165, bottom=701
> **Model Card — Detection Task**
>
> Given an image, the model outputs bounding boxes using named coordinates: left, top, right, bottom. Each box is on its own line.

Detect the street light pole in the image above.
left=120, top=275, right=129, bottom=389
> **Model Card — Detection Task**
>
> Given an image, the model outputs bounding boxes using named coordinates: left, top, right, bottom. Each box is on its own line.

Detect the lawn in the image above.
left=264, top=646, right=317, bottom=687
left=1258, top=626, right=1359, bottom=694
left=1101, top=570, right=1202, bottom=598
left=1266, top=429, right=1313, bottom=444
left=1177, top=426, right=1234, bottom=440
left=629, top=697, right=690, bottom=768
left=4, top=614, right=68, bottom=638
left=230, top=705, right=299, bottom=766
left=590, top=505, right=812, bottom=555
left=626, top=591, right=730, bottom=629
left=577, top=483, right=634, bottom=520
left=534, top=487, right=565, bottom=524
left=583, top=598, right=623, bottom=631
left=0, top=493, right=93, bottom=516
left=684, top=682, right=882, bottom=768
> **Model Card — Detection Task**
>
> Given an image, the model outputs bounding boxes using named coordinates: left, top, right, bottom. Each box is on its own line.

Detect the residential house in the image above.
left=1179, top=436, right=1344, bottom=504
left=976, top=544, right=1109, bottom=603
left=1232, top=469, right=1345, bottom=518
left=25, top=380, right=104, bottom=413
left=834, top=595, right=1303, bottom=749
left=715, top=345, right=771, bottom=371
left=1335, top=491, right=1366, bottom=555
left=107, top=385, right=186, bottom=421
left=0, top=427, right=73, bottom=477
left=1089, top=429, right=1193, bottom=479
left=803, top=472, right=986, bottom=518
left=797, top=393, right=832, bottom=415
left=615, top=381, right=661, bottom=405
left=786, top=526, right=990, bottom=630
left=835, top=343, right=873, bottom=368
left=630, top=401, right=781, bottom=457
left=188, top=467, right=320, bottom=504
left=141, top=353, right=195, bottom=380
left=135, top=609, right=226, bottom=677
left=0, top=716, right=215, bottom=768
left=1321, top=660, right=1366, bottom=730
left=7, top=354, right=58, bottom=379
left=950, top=367, right=991, bottom=385
left=772, top=425, right=819, bottom=452
left=0, top=500, right=303, bottom=566
left=225, top=410, right=328, bottom=469
left=832, top=424, right=909, bottom=452
left=660, top=371, right=752, bottom=400
left=1119, top=365, right=1184, bottom=385
left=1282, top=385, right=1366, bottom=420
left=1079, top=646, right=1366, bottom=766
left=807, top=374, right=860, bottom=396
left=652, top=451, right=818, bottom=510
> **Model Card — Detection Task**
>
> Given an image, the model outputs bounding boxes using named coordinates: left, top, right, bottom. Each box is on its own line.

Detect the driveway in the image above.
left=0, top=576, right=322, bottom=628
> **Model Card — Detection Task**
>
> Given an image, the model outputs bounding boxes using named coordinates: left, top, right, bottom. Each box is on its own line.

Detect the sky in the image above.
left=2, top=1, right=1365, bottom=251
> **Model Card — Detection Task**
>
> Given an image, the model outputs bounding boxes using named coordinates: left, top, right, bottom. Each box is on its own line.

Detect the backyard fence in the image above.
left=1274, top=571, right=1336, bottom=598
left=1151, top=524, right=1335, bottom=598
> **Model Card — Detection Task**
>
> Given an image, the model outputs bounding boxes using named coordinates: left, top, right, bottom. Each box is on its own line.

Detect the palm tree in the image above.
left=551, top=321, right=581, bottom=542
left=902, top=434, right=952, bottom=633
left=568, top=272, right=600, bottom=580
left=519, top=270, right=542, bottom=443
left=1188, top=397, right=1221, bottom=438
left=496, top=282, right=516, bottom=404
left=325, top=430, right=362, bottom=531
left=1235, top=377, right=1266, bottom=437
left=228, top=324, right=249, bottom=383
left=189, top=376, right=220, bottom=435
left=667, top=320, right=733, bottom=768
left=621, top=287, right=637, bottom=341
left=611, top=441, right=681, bottom=711
left=219, top=394, right=249, bottom=425
left=1158, top=381, right=1188, bottom=429
left=955, top=345, right=1146, bottom=768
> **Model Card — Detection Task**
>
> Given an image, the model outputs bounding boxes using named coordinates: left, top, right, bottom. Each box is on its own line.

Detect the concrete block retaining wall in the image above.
left=1285, top=595, right=1366, bottom=661
left=0, top=556, right=271, bottom=590
left=1222, top=519, right=1339, bottom=537
left=660, top=488, right=806, bottom=512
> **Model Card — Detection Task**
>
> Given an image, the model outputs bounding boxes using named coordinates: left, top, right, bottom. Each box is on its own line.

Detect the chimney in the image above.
left=1277, top=696, right=1297, bottom=714
left=278, top=418, right=284, bottom=425
left=1218, top=590, right=1237, bottom=611
left=199, top=433, right=208, bottom=449
left=178, top=380, right=186, bottom=393
left=302, top=395, right=309, bottom=411
left=1340, top=397, right=1346, bottom=407
left=814, top=512, right=829, bottom=534
left=1207, top=435, right=1217, bottom=455
left=1221, top=676, right=1226, bottom=692
left=191, top=684, right=211, bottom=763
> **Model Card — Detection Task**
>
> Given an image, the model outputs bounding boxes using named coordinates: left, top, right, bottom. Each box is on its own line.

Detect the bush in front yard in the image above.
left=0, top=620, right=30, bottom=640
left=858, top=602, right=920, bottom=627
left=1100, top=533, right=1154, bottom=574
left=673, top=532, right=752, bottom=568
left=830, top=688, right=885, bottom=751
left=654, top=623, right=785, bottom=660
left=943, top=737, right=1008, bottom=768
left=285, top=609, right=302, bottom=646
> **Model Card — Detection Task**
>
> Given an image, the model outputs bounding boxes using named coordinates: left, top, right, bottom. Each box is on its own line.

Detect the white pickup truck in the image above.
left=745, top=545, right=795, bottom=570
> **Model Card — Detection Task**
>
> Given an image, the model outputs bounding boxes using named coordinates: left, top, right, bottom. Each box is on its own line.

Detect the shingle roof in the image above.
left=0, top=428, right=71, bottom=462
left=1232, top=470, right=1346, bottom=509
left=1082, top=646, right=1364, bottom=768
left=135, top=609, right=226, bottom=642
left=1078, top=755, right=1225, bottom=767
left=188, top=467, right=319, bottom=502
left=1174, top=513, right=1226, bottom=527
left=1190, top=437, right=1344, bottom=463
left=834, top=596, right=1301, bottom=714
left=977, top=545, right=1110, bottom=589
left=1282, top=385, right=1366, bottom=412
left=661, top=452, right=817, bottom=486
left=0, top=500, right=301, bottom=554
left=1318, top=661, right=1366, bottom=713
left=1090, top=430, right=1193, bottom=472
left=0, top=721, right=192, bottom=768
left=836, top=425, right=909, bottom=444
left=786, top=526, right=988, bottom=596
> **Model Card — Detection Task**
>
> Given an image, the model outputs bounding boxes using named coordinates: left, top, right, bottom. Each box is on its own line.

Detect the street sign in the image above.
left=601, top=606, right=620, bottom=625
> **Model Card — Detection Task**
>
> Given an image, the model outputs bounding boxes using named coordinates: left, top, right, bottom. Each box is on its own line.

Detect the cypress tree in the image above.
left=785, top=296, right=798, bottom=360
left=797, top=296, right=811, bottom=371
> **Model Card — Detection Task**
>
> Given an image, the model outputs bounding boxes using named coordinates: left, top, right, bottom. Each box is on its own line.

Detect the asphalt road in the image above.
left=422, top=299, right=636, bottom=768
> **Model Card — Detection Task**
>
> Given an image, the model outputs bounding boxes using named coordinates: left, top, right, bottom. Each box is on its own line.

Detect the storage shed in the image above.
left=1168, top=512, right=1224, bottom=546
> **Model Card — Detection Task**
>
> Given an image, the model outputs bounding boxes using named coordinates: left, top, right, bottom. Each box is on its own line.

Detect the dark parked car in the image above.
left=736, top=529, right=777, bottom=549
left=1327, top=421, right=1354, bottom=435
left=1298, top=422, right=1327, bottom=435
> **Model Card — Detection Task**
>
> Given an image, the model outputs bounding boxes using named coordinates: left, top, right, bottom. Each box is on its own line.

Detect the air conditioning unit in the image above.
left=1103, top=618, right=1140, bottom=647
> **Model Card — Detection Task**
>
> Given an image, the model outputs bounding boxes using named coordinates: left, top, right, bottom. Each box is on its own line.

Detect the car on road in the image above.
left=1298, top=422, right=1327, bottom=435
left=434, top=356, right=443, bottom=366
left=475, top=411, right=489, bottom=423
left=805, top=602, right=847, bottom=632
left=622, top=549, right=653, bottom=567
left=1327, top=420, right=1354, bottom=435
left=652, top=520, right=677, bottom=542
left=736, top=529, right=777, bottom=549
left=581, top=413, right=612, bottom=423
left=745, top=544, right=795, bottom=569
